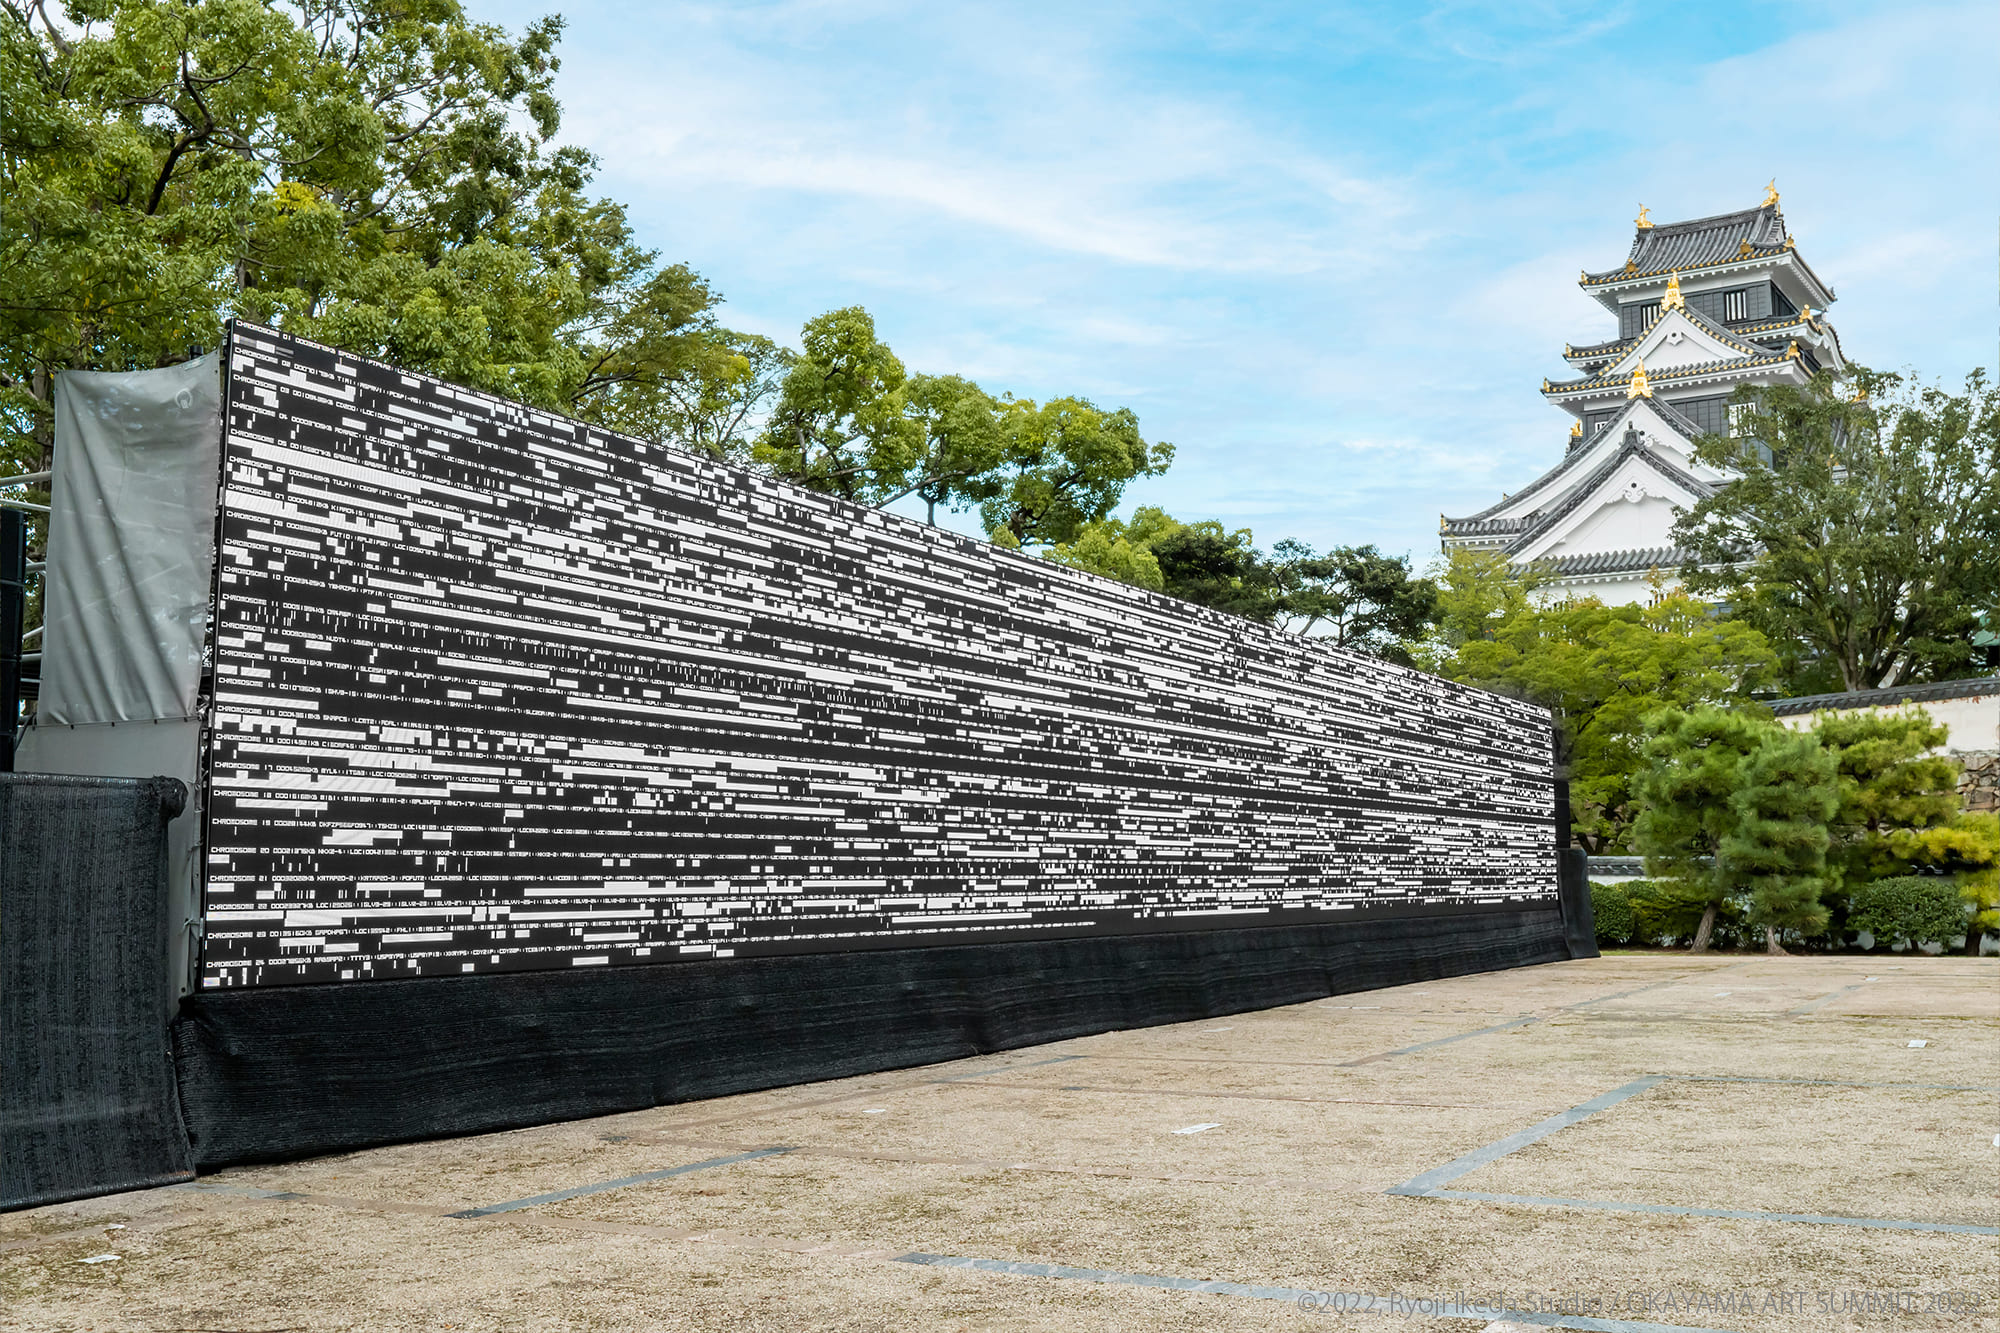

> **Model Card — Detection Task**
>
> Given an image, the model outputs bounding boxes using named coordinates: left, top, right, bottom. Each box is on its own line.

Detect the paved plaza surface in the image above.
left=4, top=953, right=1996, bottom=1332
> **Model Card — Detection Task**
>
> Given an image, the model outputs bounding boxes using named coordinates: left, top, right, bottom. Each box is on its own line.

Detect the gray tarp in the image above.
left=20, top=354, right=223, bottom=998
left=41, top=354, right=221, bottom=725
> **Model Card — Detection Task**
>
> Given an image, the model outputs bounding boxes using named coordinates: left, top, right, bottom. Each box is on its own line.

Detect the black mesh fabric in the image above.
left=1, top=774, right=192, bottom=1210
left=1558, top=848, right=1598, bottom=959
left=173, top=908, right=1567, bottom=1169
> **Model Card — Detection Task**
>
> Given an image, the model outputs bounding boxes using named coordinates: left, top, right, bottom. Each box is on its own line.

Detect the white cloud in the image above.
left=489, top=0, right=1992, bottom=559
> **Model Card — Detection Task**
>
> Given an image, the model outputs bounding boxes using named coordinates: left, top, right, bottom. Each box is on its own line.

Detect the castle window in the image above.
left=1675, top=395, right=1731, bottom=436
left=1722, top=288, right=1748, bottom=321
left=1620, top=301, right=1662, bottom=338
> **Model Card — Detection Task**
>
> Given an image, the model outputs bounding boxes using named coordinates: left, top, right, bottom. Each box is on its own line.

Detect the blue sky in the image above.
left=484, top=0, right=1996, bottom=563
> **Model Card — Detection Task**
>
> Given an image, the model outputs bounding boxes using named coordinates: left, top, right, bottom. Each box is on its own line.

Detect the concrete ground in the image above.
left=4, top=953, right=1996, bottom=1333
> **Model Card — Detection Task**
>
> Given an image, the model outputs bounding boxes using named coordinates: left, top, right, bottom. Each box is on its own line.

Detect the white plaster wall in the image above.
left=1543, top=494, right=1683, bottom=556
left=1776, top=690, right=2000, bottom=754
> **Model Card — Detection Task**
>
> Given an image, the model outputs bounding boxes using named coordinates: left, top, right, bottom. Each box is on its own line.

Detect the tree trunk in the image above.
left=1765, top=925, right=1787, bottom=956
left=30, top=366, right=53, bottom=475
left=1689, top=903, right=1717, bottom=953
left=1968, top=927, right=1986, bottom=957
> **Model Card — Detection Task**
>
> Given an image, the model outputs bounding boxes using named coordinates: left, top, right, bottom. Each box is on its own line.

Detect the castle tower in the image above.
left=1440, top=187, right=1845, bottom=604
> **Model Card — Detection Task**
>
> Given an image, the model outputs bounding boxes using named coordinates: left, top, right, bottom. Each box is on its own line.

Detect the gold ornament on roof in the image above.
left=1763, top=179, right=1780, bottom=208
left=1627, top=360, right=1653, bottom=399
left=1738, top=240, right=1754, bottom=257
left=1662, top=271, right=1685, bottom=311
left=1570, top=420, right=1583, bottom=438
left=1635, top=205, right=1653, bottom=230
left=1786, top=340, right=1801, bottom=359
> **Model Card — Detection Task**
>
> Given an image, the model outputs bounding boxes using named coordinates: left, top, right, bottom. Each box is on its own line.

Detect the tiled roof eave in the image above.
left=1440, top=515, right=1534, bottom=535
left=1543, top=353, right=1799, bottom=398
left=1565, top=338, right=1636, bottom=363
left=1565, top=315, right=1833, bottom=365
left=1582, top=248, right=1789, bottom=288
left=1768, top=675, right=2000, bottom=717
left=1527, top=545, right=1695, bottom=577
left=1582, top=249, right=1836, bottom=308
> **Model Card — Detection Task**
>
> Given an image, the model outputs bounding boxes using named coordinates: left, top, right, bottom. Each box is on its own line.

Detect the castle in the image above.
left=1440, top=185, right=1845, bottom=604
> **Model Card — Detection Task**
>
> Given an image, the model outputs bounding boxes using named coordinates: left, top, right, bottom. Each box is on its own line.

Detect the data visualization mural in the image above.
left=200, top=325, right=1556, bottom=988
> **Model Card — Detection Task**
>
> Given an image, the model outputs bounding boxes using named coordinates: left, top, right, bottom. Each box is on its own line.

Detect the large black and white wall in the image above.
left=13, top=322, right=1572, bottom=1191
left=202, top=324, right=1557, bottom=990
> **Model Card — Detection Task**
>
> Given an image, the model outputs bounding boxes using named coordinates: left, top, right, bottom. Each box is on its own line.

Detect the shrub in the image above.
left=1590, top=881, right=1636, bottom=946
left=1627, top=878, right=1748, bottom=948
left=1847, top=876, right=1967, bottom=950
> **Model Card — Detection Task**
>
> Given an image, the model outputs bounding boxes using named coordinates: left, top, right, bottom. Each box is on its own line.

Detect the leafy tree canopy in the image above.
left=1043, top=505, right=1181, bottom=592
left=1268, top=540, right=1436, bottom=658
left=1424, top=551, right=1776, bottom=853
left=981, top=397, right=1171, bottom=550
left=1, top=0, right=729, bottom=477
left=1148, top=520, right=1276, bottom=622
left=754, top=306, right=916, bottom=502
left=1043, top=506, right=1279, bottom=622
left=1674, top=367, right=2000, bottom=693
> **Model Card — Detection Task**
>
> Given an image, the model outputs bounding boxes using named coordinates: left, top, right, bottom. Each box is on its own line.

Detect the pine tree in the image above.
left=1721, top=730, right=1840, bottom=954
left=1632, top=707, right=1773, bottom=951
left=1813, top=709, right=1962, bottom=885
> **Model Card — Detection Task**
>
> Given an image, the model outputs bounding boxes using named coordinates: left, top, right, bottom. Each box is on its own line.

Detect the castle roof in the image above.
left=1442, top=423, right=1716, bottom=554
left=1532, top=545, right=1699, bottom=578
left=1444, top=398, right=1713, bottom=532
left=1544, top=347, right=1801, bottom=399
left=1504, top=434, right=1715, bottom=556
left=1586, top=204, right=1789, bottom=283
left=1580, top=199, right=1835, bottom=304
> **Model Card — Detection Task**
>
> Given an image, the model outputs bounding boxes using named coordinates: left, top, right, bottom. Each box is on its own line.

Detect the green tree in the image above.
left=1269, top=541, right=1437, bottom=658
left=2, top=0, right=728, bottom=484
left=596, top=329, right=791, bottom=463
left=890, top=373, right=1008, bottom=523
left=1149, top=521, right=1278, bottom=621
left=1433, top=561, right=1776, bottom=853
left=1674, top=368, right=2000, bottom=692
left=1044, top=509, right=1168, bottom=591
left=754, top=306, right=917, bottom=501
left=1721, top=728, right=1839, bottom=953
left=1811, top=708, right=1962, bottom=891
left=1632, top=706, right=1783, bottom=951
left=1884, top=811, right=2000, bottom=954
left=981, top=397, right=1171, bottom=549
left=1406, top=548, right=1548, bottom=674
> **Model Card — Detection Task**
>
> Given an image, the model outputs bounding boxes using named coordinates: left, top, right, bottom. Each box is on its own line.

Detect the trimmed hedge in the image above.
left=1847, top=876, right=1966, bottom=949
left=1589, top=881, right=1636, bottom=946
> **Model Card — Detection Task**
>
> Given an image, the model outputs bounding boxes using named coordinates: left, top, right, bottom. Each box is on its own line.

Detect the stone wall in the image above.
left=1961, top=752, right=1999, bottom=815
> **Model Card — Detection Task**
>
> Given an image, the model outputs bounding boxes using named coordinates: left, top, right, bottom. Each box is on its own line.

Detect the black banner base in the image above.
left=2, top=774, right=192, bottom=1211
left=1557, top=848, right=1599, bottom=959
left=173, top=907, right=1567, bottom=1171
